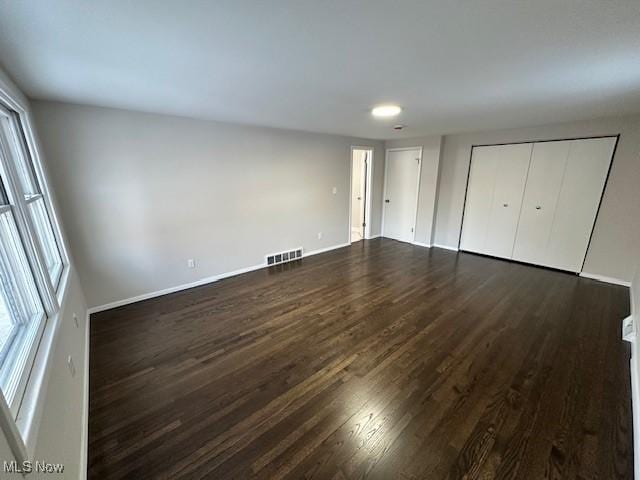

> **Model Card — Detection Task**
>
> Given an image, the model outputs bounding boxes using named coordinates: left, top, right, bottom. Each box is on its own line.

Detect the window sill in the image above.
left=7, top=265, right=71, bottom=461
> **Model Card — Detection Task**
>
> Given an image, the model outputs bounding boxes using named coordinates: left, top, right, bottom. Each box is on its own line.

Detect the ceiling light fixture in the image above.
left=371, top=104, right=402, bottom=118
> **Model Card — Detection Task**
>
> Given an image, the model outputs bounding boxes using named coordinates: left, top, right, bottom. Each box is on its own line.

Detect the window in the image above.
left=0, top=103, right=65, bottom=417
left=0, top=201, right=46, bottom=414
left=0, top=109, right=63, bottom=288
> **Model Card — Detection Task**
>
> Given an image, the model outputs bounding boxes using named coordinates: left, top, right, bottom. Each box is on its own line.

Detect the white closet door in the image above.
left=512, top=141, right=571, bottom=266
left=382, top=148, right=421, bottom=243
left=482, top=143, right=532, bottom=259
left=460, top=146, right=500, bottom=253
left=544, top=137, right=615, bottom=272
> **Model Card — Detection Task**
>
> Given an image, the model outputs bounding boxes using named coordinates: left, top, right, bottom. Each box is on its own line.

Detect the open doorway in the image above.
left=350, top=147, right=373, bottom=243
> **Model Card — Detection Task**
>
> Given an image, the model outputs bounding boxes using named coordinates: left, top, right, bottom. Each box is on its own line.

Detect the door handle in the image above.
left=535, top=206, right=542, bottom=210
left=357, top=196, right=362, bottom=200
left=503, top=203, right=508, bottom=207
left=385, top=199, right=390, bottom=203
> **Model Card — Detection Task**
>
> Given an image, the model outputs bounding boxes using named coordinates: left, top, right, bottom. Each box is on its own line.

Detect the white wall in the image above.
left=31, top=269, right=88, bottom=480
left=432, top=115, right=640, bottom=282
left=0, top=70, right=89, bottom=479
left=385, top=136, right=442, bottom=246
left=32, top=101, right=385, bottom=309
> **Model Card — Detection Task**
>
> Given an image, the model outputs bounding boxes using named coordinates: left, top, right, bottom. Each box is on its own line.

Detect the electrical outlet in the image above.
left=332, top=186, right=337, bottom=195
left=67, top=355, right=76, bottom=378
left=622, top=315, right=635, bottom=342
left=187, top=259, right=195, bottom=268
left=317, top=232, right=323, bottom=239
left=73, top=313, right=79, bottom=328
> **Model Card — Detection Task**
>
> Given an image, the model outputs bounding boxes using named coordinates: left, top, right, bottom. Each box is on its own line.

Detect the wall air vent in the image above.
left=266, top=247, right=303, bottom=266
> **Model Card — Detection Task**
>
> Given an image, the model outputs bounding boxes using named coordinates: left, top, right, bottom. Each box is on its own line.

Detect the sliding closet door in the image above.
left=512, top=141, right=571, bottom=266
left=544, top=137, right=615, bottom=272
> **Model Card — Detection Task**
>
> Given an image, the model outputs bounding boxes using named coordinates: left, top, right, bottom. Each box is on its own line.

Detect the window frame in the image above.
left=0, top=72, right=71, bottom=463
left=6, top=111, right=65, bottom=290
left=0, top=107, right=56, bottom=310
left=0, top=103, right=66, bottom=292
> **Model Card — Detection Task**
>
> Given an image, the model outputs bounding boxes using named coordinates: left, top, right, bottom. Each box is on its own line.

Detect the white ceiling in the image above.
left=0, top=1, right=639, bottom=139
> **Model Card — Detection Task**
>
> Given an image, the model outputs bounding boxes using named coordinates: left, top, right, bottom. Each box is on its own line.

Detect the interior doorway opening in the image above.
left=350, top=147, right=373, bottom=243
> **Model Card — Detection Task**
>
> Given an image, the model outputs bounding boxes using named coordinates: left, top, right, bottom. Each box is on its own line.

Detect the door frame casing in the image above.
left=381, top=146, right=423, bottom=243
left=348, top=146, right=374, bottom=242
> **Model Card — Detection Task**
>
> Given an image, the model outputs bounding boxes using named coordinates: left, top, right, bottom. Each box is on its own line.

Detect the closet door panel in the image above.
left=512, top=141, right=570, bottom=266
left=544, top=137, right=616, bottom=272
left=483, top=143, right=532, bottom=259
left=460, top=146, right=499, bottom=253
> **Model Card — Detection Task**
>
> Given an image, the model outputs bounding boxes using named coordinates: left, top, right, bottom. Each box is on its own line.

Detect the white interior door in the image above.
left=383, top=148, right=421, bottom=243
left=544, top=137, right=615, bottom=272
left=461, top=143, right=531, bottom=258
left=351, top=151, right=366, bottom=242
left=512, top=141, right=571, bottom=266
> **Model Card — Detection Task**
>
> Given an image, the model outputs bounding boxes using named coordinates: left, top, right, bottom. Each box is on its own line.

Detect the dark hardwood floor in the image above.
left=89, top=238, right=633, bottom=479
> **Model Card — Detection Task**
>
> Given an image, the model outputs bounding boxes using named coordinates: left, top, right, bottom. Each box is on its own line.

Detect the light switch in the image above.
left=332, top=187, right=337, bottom=195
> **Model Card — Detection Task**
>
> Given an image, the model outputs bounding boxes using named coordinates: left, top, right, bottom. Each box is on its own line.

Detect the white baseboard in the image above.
left=79, top=313, right=90, bottom=480
left=412, top=241, right=431, bottom=248
left=432, top=243, right=459, bottom=252
left=579, top=272, right=631, bottom=287
left=305, top=242, right=350, bottom=257
left=87, top=264, right=266, bottom=314
left=87, top=242, right=351, bottom=314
